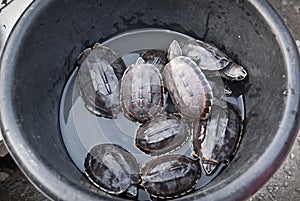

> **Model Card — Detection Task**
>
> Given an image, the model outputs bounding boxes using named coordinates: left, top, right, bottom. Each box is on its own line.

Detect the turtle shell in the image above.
left=207, top=76, right=232, bottom=100
left=135, top=113, right=190, bottom=156
left=120, top=62, right=164, bottom=123
left=84, top=144, right=141, bottom=195
left=181, top=39, right=230, bottom=71
left=76, top=44, right=126, bottom=118
left=141, top=49, right=168, bottom=71
left=192, top=103, right=243, bottom=174
left=141, top=154, right=201, bottom=199
left=163, top=56, right=213, bottom=120
left=180, top=40, right=247, bottom=80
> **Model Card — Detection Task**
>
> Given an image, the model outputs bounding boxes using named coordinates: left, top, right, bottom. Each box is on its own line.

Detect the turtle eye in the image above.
left=219, top=58, right=230, bottom=67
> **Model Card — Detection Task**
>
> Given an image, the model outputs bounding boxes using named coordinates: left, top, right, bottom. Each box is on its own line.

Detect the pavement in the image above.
left=0, top=0, right=300, bottom=200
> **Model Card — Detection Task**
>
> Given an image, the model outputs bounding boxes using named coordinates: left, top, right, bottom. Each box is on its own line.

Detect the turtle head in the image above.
left=135, top=57, right=146, bottom=65
left=93, top=42, right=102, bottom=48
left=167, top=40, right=182, bottom=61
left=125, top=185, right=138, bottom=198
left=222, top=62, right=248, bottom=81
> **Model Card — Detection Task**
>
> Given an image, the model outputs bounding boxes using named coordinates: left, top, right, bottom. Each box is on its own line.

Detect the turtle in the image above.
left=135, top=113, right=190, bottom=156
left=120, top=57, right=164, bottom=123
left=141, top=154, right=201, bottom=199
left=76, top=43, right=126, bottom=118
left=140, top=49, right=179, bottom=113
left=141, top=49, right=168, bottom=72
left=84, top=144, right=141, bottom=197
left=192, top=103, right=243, bottom=174
left=163, top=42, right=214, bottom=120
left=169, top=40, right=247, bottom=81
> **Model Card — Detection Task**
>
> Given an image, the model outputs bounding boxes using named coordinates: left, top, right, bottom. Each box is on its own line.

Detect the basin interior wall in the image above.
left=6, top=0, right=286, bottom=199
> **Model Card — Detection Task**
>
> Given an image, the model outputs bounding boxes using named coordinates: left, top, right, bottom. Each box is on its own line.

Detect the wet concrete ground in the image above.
left=0, top=0, right=300, bottom=200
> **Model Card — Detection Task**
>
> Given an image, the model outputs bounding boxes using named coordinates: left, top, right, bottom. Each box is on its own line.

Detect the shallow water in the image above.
left=59, top=28, right=245, bottom=200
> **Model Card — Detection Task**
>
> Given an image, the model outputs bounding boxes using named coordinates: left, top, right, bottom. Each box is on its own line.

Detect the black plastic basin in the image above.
left=1, top=0, right=300, bottom=200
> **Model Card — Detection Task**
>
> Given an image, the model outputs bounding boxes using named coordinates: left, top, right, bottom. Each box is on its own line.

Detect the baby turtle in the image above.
left=192, top=103, right=243, bottom=174
left=120, top=58, right=164, bottom=123
left=164, top=43, right=213, bottom=120
left=141, top=49, right=168, bottom=71
left=84, top=144, right=141, bottom=197
left=172, top=40, right=247, bottom=81
left=141, top=154, right=201, bottom=199
left=135, top=113, right=190, bottom=156
left=76, top=43, right=126, bottom=118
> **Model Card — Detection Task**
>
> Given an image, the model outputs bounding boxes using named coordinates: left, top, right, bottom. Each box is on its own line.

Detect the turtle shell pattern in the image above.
left=135, top=113, right=190, bottom=156
left=192, top=103, right=243, bottom=174
left=76, top=45, right=126, bottom=118
left=163, top=56, right=213, bottom=120
left=84, top=144, right=141, bottom=194
left=180, top=39, right=231, bottom=71
left=120, top=63, right=164, bottom=123
left=141, top=154, right=201, bottom=199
